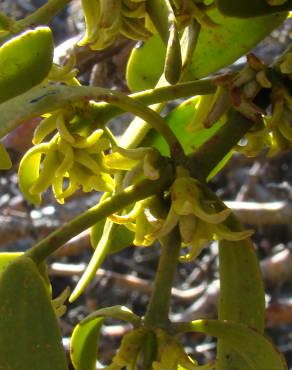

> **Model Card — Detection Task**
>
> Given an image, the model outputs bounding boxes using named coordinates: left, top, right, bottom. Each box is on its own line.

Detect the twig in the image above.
left=172, top=248, right=292, bottom=322
left=225, top=200, right=292, bottom=225
left=48, top=262, right=206, bottom=303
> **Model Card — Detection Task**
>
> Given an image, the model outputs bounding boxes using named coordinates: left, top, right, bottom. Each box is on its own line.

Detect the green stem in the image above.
left=0, top=84, right=183, bottom=155
left=94, top=79, right=215, bottom=123
left=141, top=110, right=256, bottom=330
left=144, top=228, right=181, bottom=329
left=14, top=0, right=72, bottom=32
left=0, top=12, right=14, bottom=30
left=189, top=109, right=253, bottom=181
left=0, top=79, right=215, bottom=139
left=26, top=164, right=174, bottom=264
left=118, top=102, right=166, bottom=149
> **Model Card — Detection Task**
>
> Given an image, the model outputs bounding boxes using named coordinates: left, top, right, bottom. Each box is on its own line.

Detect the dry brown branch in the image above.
left=225, top=201, right=292, bottom=225
left=2, top=199, right=290, bottom=248
left=49, top=247, right=292, bottom=308
left=49, top=262, right=206, bottom=303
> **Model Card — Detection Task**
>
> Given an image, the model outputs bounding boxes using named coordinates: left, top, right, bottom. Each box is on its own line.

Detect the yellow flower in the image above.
left=109, top=195, right=165, bottom=247
left=19, top=110, right=114, bottom=204
left=149, top=170, right=253, bottom=261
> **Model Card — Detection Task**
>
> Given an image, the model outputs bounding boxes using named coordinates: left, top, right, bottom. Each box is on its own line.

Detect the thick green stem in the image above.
left=94, top=79, right=215, bottom=123
left=119, top=102, right=165, bottom=149
left=144, top=229, right=181, bottom=329
left=0, top=80, right=216, bottom=139
left=189, top=109, right=253, bottom=181
left=0, top=84, right=183, bottom=155
left=26, top=165, right=174, bottom=264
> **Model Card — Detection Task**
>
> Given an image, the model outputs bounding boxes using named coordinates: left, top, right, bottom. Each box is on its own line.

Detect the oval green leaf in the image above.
left=181, top=319, right=288, bottom=370
left=70, top=317, right=104, bottom=370
left=0, top=27, right=54, bottom=104
left=18, top=148, right=42, bottom=205
left=126, top=9, right=287, bottom=91
left=0, top=256, right=68, bottom=369
left=217, top=218, right=265, bottom=369
left=0, top=252, right=22, bottom=275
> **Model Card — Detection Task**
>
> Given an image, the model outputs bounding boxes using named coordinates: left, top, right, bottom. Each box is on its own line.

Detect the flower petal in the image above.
left=214, top=223, right=254, bottom=241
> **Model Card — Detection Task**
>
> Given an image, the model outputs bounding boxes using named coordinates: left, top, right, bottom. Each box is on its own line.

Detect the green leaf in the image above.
left=0, top=27, right=54, bottom=104
left=0, top=256, right=68, bottom=369
left=0, top=252, right=52, bottom=298
left=90, top=219, right=134, bottom=254
left=18, top=147, right=42, bottom=205
left=218, top=0, right=292, bottom=18
left=143, top=96, right=226, bottom=156
left=0, top=252, right=22, bottom=275
left=182, top=319, right=288, bottom=370
left=217, top=217, right=265, bottom=369
left=126, top=9, right=287, bottom=91
left=70, top=306, right=140, bottom=370
left=70, top=317, right=104, bottom=370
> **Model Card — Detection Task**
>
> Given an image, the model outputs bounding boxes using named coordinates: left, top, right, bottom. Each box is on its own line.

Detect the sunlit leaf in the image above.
left=70, top=317, right=104, bottom=370
left=143, top=96, right=226, bottom=156
left=0, top=252, right=22, bottom=275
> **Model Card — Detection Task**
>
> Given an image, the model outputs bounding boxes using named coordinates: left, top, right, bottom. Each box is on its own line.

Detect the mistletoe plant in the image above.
left=0, top=0, right=291, bottom=369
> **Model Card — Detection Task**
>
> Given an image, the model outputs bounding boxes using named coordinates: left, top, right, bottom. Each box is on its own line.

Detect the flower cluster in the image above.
left=18, top=109, right=114, bottom=205
left=80, top=0, right=216, bottom=51
left=189, top=52, right=292, bottom=158
left=154, top=168, right=253, bottom=261
left=110, top=167, right=253, bottom=261
left=19, top=104, right=165, bottom=205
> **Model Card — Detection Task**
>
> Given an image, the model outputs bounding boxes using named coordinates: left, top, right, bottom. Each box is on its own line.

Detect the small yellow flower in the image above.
left=109, top=196, right=165, bottom=247
left=148, top=169, right=253, bottom=261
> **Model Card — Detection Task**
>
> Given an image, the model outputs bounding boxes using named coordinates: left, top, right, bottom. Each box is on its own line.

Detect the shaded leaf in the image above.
left=90, top=218, right=134, bottom=254
left=207, top=150, right=233, bottom=181
left=126, top=9, right=287, bottom=91
left=217, top=219, right=265, bottom=369
left=181, top=319, right=288, bottom=370
left=218, top=0, right=292, bottom=18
